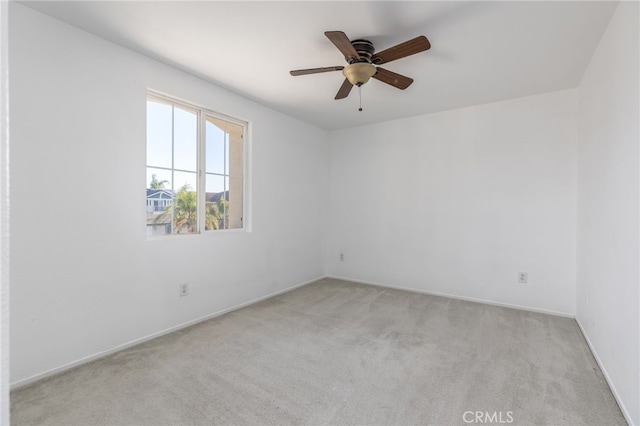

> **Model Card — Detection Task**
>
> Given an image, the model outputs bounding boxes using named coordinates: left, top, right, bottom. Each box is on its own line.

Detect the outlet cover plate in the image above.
left=179, top=283, right=189, bottom=297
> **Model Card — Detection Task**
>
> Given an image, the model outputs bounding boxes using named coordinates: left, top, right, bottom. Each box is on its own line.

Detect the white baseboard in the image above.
left=575, top=317, right=634, bottom=426
left=327, top=275, right=575, bottom=318
left=10, top=275, right=326, bottom=390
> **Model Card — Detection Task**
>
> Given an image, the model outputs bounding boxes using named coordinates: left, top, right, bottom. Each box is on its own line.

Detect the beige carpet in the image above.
left=11, top=278, right=625, bottom=425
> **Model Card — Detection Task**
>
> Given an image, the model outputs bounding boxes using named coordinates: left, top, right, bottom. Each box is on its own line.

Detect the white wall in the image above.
left=576, top=2, right=639, bottom=424
left=9, top=4, right=328, bottom=385
left=0, top=0, right=10, bottom=421
left=327, top=89, right=578, bottom=316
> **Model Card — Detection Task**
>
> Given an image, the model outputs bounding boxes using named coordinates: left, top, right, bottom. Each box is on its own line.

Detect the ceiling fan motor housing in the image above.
left=350, top=39, right=375, bottom=63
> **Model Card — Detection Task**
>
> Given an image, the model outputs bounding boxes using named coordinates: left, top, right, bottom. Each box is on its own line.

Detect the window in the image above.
left=146, top=92, right=246, bottom=236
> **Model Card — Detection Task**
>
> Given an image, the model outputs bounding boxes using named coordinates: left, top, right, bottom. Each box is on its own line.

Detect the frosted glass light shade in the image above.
left=342, top=63, right=376, bottom=86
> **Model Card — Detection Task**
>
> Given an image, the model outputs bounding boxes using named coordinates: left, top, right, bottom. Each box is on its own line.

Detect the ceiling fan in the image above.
left=290, top=31, right=431, bottom=101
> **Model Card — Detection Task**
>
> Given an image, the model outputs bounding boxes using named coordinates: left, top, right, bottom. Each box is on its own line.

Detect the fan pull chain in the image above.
left=358, top=86, right=363, bottom=112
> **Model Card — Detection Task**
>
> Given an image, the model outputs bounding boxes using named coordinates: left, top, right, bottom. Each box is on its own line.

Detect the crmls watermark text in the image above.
left=463, top=411, right=514, bottom=424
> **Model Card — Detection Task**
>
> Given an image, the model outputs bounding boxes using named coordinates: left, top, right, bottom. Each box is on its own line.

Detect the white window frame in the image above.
left=147, top=90, right=251, bottom=236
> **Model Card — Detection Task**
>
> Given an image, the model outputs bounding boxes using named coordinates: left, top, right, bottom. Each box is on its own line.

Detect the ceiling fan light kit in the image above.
left=343, top=62, right=377, bottom=86
left=290, top=31, right=431, bottom=107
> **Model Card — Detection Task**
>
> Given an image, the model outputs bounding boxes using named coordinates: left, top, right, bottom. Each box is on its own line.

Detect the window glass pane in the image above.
left=206, top=116, right=225, bottom=174
left=205, top=174, right=227, bottom=230
left=173, top=106, right=197, bottom=172
left=228, top=176, right=243, bottom=229
left=227, top=122, right=243, bottom=177
left=147, top=217, right=171, bottom=236
left=172, top=171, right=197, bottom=234
left=225, top=136, right=229, bottom=176
left=146, top=101, right=172, bottom=169
left=173, top=170, right=197, bottom=192
left=205, top=173, right=224, bottom=194
left=146, top=167, right=172, bottom=191
left=146, top=167, right=173, bottom=236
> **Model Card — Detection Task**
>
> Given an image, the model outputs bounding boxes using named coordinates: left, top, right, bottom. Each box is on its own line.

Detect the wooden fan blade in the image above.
left=290, top=66, right=344, bottom=76
left=335, top=78, right=353, bottom=99
left=372, top=67, right=414, bottom=90
left=325, top=31, right=360, bottom=63
left=371, top=36, right=431, bottom=65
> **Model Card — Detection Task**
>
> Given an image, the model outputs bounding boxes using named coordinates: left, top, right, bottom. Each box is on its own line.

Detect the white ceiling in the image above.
left=22, top=1, right=618, bottom=130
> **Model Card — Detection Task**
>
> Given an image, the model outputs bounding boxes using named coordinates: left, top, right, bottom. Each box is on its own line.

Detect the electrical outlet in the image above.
left=339, top=253, right=344, bottom=261
left=518, top=272, right=528, bottom=284
left=179, top=283, right=189, bottom=297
